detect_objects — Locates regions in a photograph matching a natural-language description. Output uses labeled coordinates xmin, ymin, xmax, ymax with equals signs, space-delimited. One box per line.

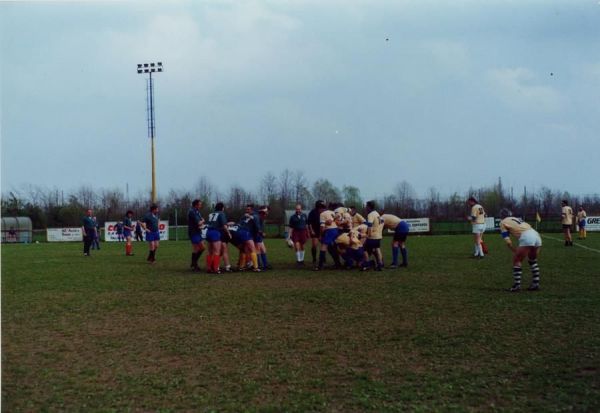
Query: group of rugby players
xmin=288 ymin=200 xmax=409 ymax=271
xmin=124 ymin=196 xmax=553 ymax=293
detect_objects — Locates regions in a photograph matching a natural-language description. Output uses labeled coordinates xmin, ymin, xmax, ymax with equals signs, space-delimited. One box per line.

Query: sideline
xmin=541 ymin=234 xmax=600 ymax=254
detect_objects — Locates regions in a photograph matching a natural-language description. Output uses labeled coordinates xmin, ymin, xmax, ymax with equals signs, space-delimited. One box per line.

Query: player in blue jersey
xmin=253 ymin=205 xmax=272 ymax=270
xmin=205 ymin=202 xmax=230 ymax=274
xmin=123 ymin=210 xmax=135 ymax=256
xmin=141 ymin=204 xmax=161 ymax=263
xmin=81 ymin=209 xmax=97 ymax=256
xmin=188 ymin=199 xmax=206 ymax=272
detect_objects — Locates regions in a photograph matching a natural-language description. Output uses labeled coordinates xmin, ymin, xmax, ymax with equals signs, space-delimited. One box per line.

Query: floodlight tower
xmin=136 ymin=62 xmax=163 ymax=203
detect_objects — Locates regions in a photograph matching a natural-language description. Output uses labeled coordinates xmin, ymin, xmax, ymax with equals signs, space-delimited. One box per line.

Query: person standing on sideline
xmin=188 ymin=199 xmax=206 ymax=271
xmin=82 ymin=209 xmax=97 ymax=256
xmin=561 ymin=200 xmax=574 ymax=246
xmin=141 ymin=204 xmax=161 ymax=263
xmin=123 ymin=210 xmax=135 ymax=256
xmin=577 ymin=206 xmax=587 ymax=240
xmin=135 ymin=220 xmax=144 ymax=242
xmin=255 ymin=206 xmax=272 ymax=270
xmin=498 ymin=209 xmax=542 ymax=292
xmin=307 ymin=200 xmax=325 ymax=267
xmin=288 ymin=203 xmax=309 ymax=266
xmin=91 ymin=216 xmax=101 ymax=250
xmin=466 ymin=197 xmax=486 ymax=258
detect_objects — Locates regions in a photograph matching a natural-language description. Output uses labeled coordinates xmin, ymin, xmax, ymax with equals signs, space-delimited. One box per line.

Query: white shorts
xmin=518 ymin=229 xmax=542 ymax=247
xmin=472 ymin=223 xmax=486 ymax=234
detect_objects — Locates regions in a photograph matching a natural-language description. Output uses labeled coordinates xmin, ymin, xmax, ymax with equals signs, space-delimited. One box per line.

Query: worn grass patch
xmin=3 ymin=234 xmax=600 ymax=411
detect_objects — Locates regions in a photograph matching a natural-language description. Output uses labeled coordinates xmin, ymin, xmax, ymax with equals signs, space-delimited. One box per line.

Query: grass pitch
xmin=2 ymin=234 xmax=600 ymax=412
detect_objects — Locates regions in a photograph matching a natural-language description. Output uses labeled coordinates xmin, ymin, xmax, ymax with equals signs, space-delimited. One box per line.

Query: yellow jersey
xmin=367 ymin=210 xmax=383 ymax=240
xmin=500 ymin=217 xmax=532 ymax=239
xmin=351 ymin=213 xmax=366 ymax=227
xmin=320 ymin=210 xmax=337 ymax=230
xmin=470 ymin=204 xmax=486 ymax=225
xmin=334 ymin=207 xmax=352 ymax=229
xmin=561 ymin=206 xmax=573 ymax=225
xmin=576 ymin=210 xmax=586 ymax=222
xmin=381 ymin=214 xmax=401 ymax=230
xmin=336 ymin=231 xmax=362 ymax=250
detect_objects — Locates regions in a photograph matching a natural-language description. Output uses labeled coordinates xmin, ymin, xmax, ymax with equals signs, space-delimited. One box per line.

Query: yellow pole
xmin=151 ymin=136 xmax=157 ymax=203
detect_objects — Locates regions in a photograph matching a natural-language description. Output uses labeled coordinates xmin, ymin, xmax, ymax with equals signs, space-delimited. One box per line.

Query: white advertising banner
xmin=577 ymin=216 xmax=600 ymax=232
xmin=47 ymin=227 xmax=83 ymax=242
xmin=405 ymin=218 xmax=430 ymax=233
xmin=104 ymin=220 xmax=169 ymax=241
xmin=485 ymin=217 xmax=501 ymax=231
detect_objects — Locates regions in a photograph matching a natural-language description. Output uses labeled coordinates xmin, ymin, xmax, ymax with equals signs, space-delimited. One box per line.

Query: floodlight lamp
xmin=157 ymin=68 xmax=163 ymax=72
xmin=144 ymin=63 xmax=149 ymax=67
xmin=157 ymin=62 xmax=162 ymax=66
xmin=137 ymin=64 xmax=142 ymax=68
xmin=150 ymin=63 xmax=155 ymax=67
xmin=137 ymin=69 xmax=142 ymax=73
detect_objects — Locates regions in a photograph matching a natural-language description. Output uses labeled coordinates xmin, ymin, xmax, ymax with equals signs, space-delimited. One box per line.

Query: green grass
xmin=3 ymin=234 xmax=600 ymax=412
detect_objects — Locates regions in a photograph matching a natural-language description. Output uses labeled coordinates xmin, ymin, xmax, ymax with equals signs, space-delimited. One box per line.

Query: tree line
xmin=2 ymin=172 xmax=598 ymax=229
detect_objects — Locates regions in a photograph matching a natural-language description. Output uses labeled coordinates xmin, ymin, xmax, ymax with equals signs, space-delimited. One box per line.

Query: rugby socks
xmin=311 ymin=246 xmax=317 ymax=263
xmin=327 ymin=245 xmax=342 ymax=267
xmin=260 ymin=253 xmax=269 ymax=269
xmin=392 ymin=246 xmax=399 ymax=266
xmin=529 ymin=259 xmax=540 ymax=287
xmin=191 ymin=253 xmax=197 ymax=267
xmin=206 ymin=254 xmax=213 ymax=272
xmin=238 ymin=253 xmax=246 ymax=269
xmin=250 ymin=253 xmax=259 ymax=269
xmin=300 ymin=250 xmax=305 ymax=261
xmin=318 ymin=251 xmax=326 ymax=268
xmin=401 ymin=247 xmax=408 ymax=265
xmin=212 ymin=255 xmax=221 ymax=272
xmin=512 ymin=266 xmax=522 ymax=288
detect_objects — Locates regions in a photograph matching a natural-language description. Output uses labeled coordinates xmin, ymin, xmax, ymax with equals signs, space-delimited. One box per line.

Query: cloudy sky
xmin=2 ymin=0 xmax=599 ymax=201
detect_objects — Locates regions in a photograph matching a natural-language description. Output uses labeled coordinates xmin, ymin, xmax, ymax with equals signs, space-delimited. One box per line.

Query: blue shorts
xmin=206 ymin=228 xmax=221 ymax=242
xmin=254 ymin=234 xmax=264 ymax=243
xmin=146 ymin=231 xmax=160 ymax=242
xmin=237 ymin=229 xmax=252 ymax=243
xmin=394 ymin=221 xmax=409 ymax=242
xmin=190 ymin=233 xmax=203 ymax=245
xmin=365 ymin=238 xmax=381 ymax=253
xmin=322 ymin=228 xmax=339 ymax=246
xmin=579 ymin=220 xmax=586 ymax=228
xmin=123 ymin=230 xmax=132 ymax=238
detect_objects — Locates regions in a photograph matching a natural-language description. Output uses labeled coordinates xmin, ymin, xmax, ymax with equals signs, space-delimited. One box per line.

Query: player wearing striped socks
xmin=499 ymin=209 xmax=542 ymax=292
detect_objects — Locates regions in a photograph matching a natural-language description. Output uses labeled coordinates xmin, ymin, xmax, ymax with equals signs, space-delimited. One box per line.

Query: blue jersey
xmin=82 ymin=216 xmax=96 ymax=230
xmin=239 ymin=214 xmax=258 ymax=234
xmin=142 ymin=212 xmax=160 ymax=232
xmin=253 ymin=212 xmax=264 ymax=234
xmin=289 ymin=213 xmax=308 ymax=230
xmin=188 ymin=208 xmax=203 ymax=236
xmin=207 ymin=211 xmax=227 ymax=229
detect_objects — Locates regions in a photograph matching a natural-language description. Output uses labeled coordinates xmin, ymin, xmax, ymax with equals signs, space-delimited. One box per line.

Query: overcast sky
xmin=2 ymin=0 xmax=599 ymax=201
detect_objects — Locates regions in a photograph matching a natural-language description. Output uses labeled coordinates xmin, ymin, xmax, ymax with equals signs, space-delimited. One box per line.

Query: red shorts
xmin=291 ymin=228 xmax=309 ymax=245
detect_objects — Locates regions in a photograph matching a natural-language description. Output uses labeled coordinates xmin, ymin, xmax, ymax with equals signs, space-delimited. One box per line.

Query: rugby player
xmin=333 ymin=204 xmax=353 ymax=232
xmin=335 ymin=225 xmax=367 ymax=269
xmin=288 ymin=203 xmax=309 ymax=266
xmin=364 ymin=201 xmax=384 ymax=271
xmin=123 ymin=210 xmax=135 ymax=256
xmin=349 ymin=206 xmax=366 ymax=228
xmin=307 ymin=200 xmax=325 ymax=266
xmin=254 ymin=206 xmax=272 ymax=270
xmin=187 ymin=199 xmax=206 ymax=271
xmin=141 ymin=204 xmax=161 ymax=263
xmin=561 ymin=200 xmax=574 ymax=246
xmin=238 ymin=206 xmax=260 ymax=271
xmin=498 ymin=209 xmax=542 ymax=292
xmin=577 ymin=206 xmax=587 ymax=240
xmin=205 ymin=202 xmax=230 ymax=274
xmin=316 ymin=203 xmax=342 ymax=270
xmin=381 ymin=213 xmax=410 ymax=268
xmin=466 ymin=197 xmax=486 ymax=258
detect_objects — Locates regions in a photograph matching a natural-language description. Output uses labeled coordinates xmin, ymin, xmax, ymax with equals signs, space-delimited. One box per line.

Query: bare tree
xmin=259 ymin=172 xmax=278 ymax=205
xmin=194 ymin=176 xmax=215 ymax=205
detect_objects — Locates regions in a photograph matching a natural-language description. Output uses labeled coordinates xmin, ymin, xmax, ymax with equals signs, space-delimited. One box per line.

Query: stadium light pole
xmin=136 ymin=62 xmax=163 ymax=203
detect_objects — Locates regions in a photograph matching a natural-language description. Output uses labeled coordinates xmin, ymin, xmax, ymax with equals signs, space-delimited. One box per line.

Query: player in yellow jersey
xmin=335 ymin=227 xmax=366 ymax=269
xmin=561 ymin=200 xmax=574 ymax=246
xmin=381 ymin=213 xmax=410 ymax=268
xmin=499 ymin=209 xmax=542 ymax=292
xmin=333 ymin=204 xmax=353 ymax=232
xmin=316 ymin=203 xmax=342 ymax=270
xmin=364 ymin=201 xmax=384 ymax=271
xmin=577 ymin=206 xmax=587 ymax=240
xmin=349 ymin=206 xmax=366 ymax=228
xmin=466 ymin=197 xmax=486 ymax=258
